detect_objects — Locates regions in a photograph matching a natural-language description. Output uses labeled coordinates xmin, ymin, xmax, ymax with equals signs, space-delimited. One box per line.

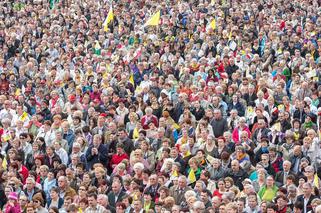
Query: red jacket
xmin=19 ymin=166 xmax=29 ymax=184
xmin=110 ymin=153 xmax=129 ymax=167
xmin=141 ymin=115 xmax=158 ymax=130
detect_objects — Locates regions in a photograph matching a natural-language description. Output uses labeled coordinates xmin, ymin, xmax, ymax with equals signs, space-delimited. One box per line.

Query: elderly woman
xmin=129 ymin=149 xmax=149 ymax=170
xmin=232 ymin=117 xmax=251 ymax=144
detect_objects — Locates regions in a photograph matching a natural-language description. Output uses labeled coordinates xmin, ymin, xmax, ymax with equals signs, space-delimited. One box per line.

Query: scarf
xmin=303 ymin=121 xmax=313 ymax=129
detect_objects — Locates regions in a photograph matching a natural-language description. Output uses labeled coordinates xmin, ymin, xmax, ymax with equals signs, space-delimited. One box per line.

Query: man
xmin=170 ymin=175 xmax=192 ymax=205
xmin=53 ymin=141 xmax=68 ymax=165
xmin=200 ymin=189 xmax=212 ymax=208
xmin=296 ymin=182 xmax=316 ymax=213
xmin=97 ymin=194 xmax=116 ymax=213
xmin=289 ymin=145 xmax=306 ymax=174
xmin=117 ymin=128 xmax=134 ymax=155
xmin=244 ymin=192 xmax=260 ymax=213
xmin=22 ymin=177 xmax=44 ymax=202
xmin=61 ymin=121 xmax=75 ymax=153
xmin=107 ymin=180 xmax=126 ymax=208
xmin=170 ymin=147 xmax=186 ymax=174
xmin=54 ymin=130 xmax=69 ymax=152
xmin=144 ymin=174 xmax=160 ymax=202
xmin=252 ymin=119 xmax=271 ymax=145
xmin=230 ymin=160 xmax=247 ymax=190
xmin=85 ymin=193 xmax=107 ymax=213
xmin=85 ymin=134 xmax=108 ymax=170
xmin=132 ymin=199 xmax=144 ymax=213
xmin=91 ymin=114 xmax=108 ymax=143
xmin=199 ymin=170 xmax=216 ymax=193
xmin=192 ymin=201 xmax=206 ymax=213
xmin=275 ymin=160 xmax=296 ymax=187
xmin=57 ymin=176 xmax=76 ymax=200
xmin=210 ymin=109 xmax=228 ymax=138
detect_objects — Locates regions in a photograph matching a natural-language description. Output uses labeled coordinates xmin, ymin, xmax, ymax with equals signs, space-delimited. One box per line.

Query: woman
xmin=156 ymin=186 xmax=170 ymax=203
xmin=116 ymin=202 xmax=127 ymax=213
xmin=258 ymin=175 xmax=278 ymax=202
xmin=232 ymin=117 xmax=251 ymax=144
xmin=212 ymin=137 xmax=230 ymax=159
xmin=82 ymin=172 xmax=92 ymax=188
xmin=186 ymin=157 xmax=201 ymax=187
xmin=91 ymin=166 xmax=107 ymax=188
xmin=160 ymin=158 xmax=174 ymax=174
xmin=200 ymin=135 xmax=216 ymax=157
xmin=43 ymin=169 xmax=57 ymax=201
xmin=132 ymin=162 xmax=144 ymax=180
xmin=129 ymin=149 xmax=149 ymax=170
xmin=140 ymin=141 xmax=155 ymax=171
xmin=126 ymin=112 xmax=139 ymax=137
xmin=252 ymin=168 xmax=267 ymax=192
xmin=212 ymin=178 xmax=226 ymax=199
xmin=31 ymin=155 xmax=44 ymax=176
xmin=47 ymin=187 xmax=63 ymax=209
xmin=231 ymin=145 xmax=251 ymax=172
xmin=120 ymin=194 xmax=133 ymax=213
xmin=227 ymin=95 xmax=245 ymax=116
xmin=26 ymin=143 xmax=42 ymax=170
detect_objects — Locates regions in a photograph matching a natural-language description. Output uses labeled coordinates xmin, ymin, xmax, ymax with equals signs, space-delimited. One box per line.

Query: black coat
xmin=296 ymin=194 xmax=317 ymax=213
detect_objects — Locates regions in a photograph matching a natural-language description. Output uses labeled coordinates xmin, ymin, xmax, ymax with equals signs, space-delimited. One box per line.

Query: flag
xmin=94 ymin=41 xmax=101 ymax=55
xmin=103 ymin=5 xmax=114 ymax=32
xmin=314 ymin=173 xmax=319 ymax=188
xmin=144 ymin=10 xmax=160 ymax=26
xmin=2 ymin=133 xmax=11 ymax=142
xmin=49 ymin=0 xmax=57 ymax=10
xmin=188 ymin=169 xmax=196 ymax=184
xmin=129 ymin=74 xmax=134 ymax=86
xmin=20 ymin=112 xmax=28 ymax=121
xmin=15 ymin=89 xmax=21 ymax=96
xmin=210 ymin=19 xmax=216 ymax=30
xmin=173 ymin=170 xmax=179 ymax=177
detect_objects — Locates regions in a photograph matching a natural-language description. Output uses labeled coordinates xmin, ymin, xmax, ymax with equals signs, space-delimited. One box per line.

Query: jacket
xmin=85 ymin=144 xmax=108 ymax=170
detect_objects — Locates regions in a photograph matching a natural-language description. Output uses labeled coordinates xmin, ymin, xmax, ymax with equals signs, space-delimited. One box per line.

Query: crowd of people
xmin=1 ymin=0 xmax=321 ymax=212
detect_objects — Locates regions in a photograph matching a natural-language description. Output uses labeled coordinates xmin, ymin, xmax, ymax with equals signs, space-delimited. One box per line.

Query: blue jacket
xmin=85 ymin=144 xmax=108 ymax=170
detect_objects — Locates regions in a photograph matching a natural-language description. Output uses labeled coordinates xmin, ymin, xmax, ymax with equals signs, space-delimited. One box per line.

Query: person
xmin=107 ymin=180 xmax=126 ymax=208
xmin=258 ymin=176 xmax=278 ymax=202
xmin=4 ymin=192 xmax=21 ymax=213
xmin=170 ymin=176 xmax=192 ymax=205
xmin=296 ymin=182 xmax=317 ymax=213
xmin=85 ymin=134 xmax=108 ymax=170
xmin=85 ymin=193 xmax=107 ymax=213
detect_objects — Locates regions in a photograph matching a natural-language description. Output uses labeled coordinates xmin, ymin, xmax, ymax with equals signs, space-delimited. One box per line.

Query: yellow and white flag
xmin=103 ymin=5 xmax=114 ymax=32
xmin=144 ymin=10 xmax=160 ymax=27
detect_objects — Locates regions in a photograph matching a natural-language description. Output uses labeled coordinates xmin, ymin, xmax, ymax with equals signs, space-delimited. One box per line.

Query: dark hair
xmin=87 ymin=193 xmax=97 ymax=199
xmin=49 ymin=186 xmax=58 ymax=193
xmin=48 ymin=207 xmax=59 ymax=213
xmin=266 ymin=202 xmax=277 ymax=211
xmin=82 ymin=126 xmax=90 ymax=133
xmin=294 ymin=201 xmax=303 ymax=210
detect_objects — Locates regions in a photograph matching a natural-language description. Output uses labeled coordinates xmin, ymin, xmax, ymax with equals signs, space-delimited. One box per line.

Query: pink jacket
xmin=232 ymin=126 xmax=251 ymax=144
xmin=5 ymin=203 xmax=21 ymax=213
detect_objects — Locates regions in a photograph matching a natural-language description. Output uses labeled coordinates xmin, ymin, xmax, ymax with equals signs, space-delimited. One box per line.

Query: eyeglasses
xmin=79 ymin=188 xmax=86 ymax=191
